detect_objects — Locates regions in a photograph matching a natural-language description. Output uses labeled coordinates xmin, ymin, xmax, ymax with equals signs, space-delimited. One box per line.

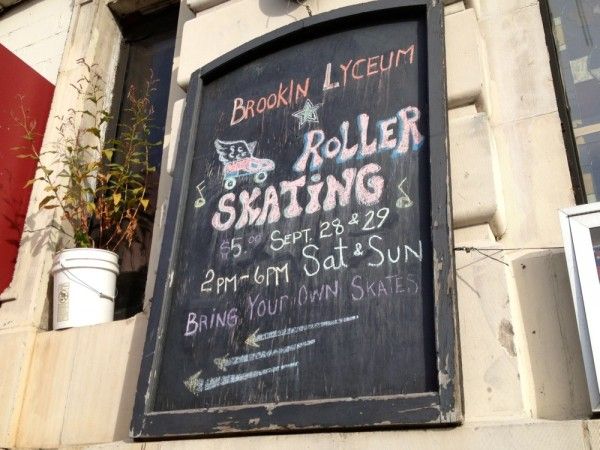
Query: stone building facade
xmin=0 ymin=0 xmax=598 ymax=448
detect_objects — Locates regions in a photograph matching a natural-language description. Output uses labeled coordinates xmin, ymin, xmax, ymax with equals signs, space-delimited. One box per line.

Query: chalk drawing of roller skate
xmin=215 ymin=138 xmax=275 ymax=190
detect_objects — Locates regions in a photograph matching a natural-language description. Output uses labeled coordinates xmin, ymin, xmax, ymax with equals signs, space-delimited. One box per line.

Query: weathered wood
xmin=131 ymin=0 xmax=461 ymax=439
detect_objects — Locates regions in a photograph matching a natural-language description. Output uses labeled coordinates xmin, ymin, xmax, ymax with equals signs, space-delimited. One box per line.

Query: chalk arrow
xmin=184 ymin=362 xmax=298 ymax=395
xmin=214 ymin=339 xmax=315 ymax=371
xmin=245 ymin=315 xmax=359 ymax=348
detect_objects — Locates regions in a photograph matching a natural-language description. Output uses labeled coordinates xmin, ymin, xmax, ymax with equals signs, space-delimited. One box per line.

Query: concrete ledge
xmin=466 ymin=0 xmax=538 ymax=20
xmin=0 ymin=327 xmax=36 ymax=448
xmin=510 ymin=250 xmax=590 ymax=419
xmin=70 ymin=420 xmax=596 ymax=449
xmin=479 ymin=4 xmax=557 ymax=125
xmin=186 ymin=0 xmax=228 ymax=13
xmin=491 ymin=111 xmax=574 ymax=247
xmin=449 ymin=111 xmax=504 ymax=233
xmin=454 ymin=234 xmax=526 ymax=420
xmin=445 ymin=2 xmax=465 ymax=15
xmin=587 ymin=419 xmax=600 ymax=449
xmin=15 ymin=315 xmax=147 ymax=448
xmin=445 ymin=8 xmax=485 ymax=108
xmin=16 ymin=326 xmax=78 ymax=448
xmin=107 ymin=0 xmax=178 ymax=18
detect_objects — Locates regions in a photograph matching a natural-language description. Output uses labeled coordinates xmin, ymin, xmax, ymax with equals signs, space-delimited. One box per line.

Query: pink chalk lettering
xmin=230 ymin=98 xmax=246 ymax=126
xmin=377 ymin=117 xmax=397 ymax=151
xmin=211 ymin=193 xmax=236 ymax=231
xmin=293 ymin=129 xmax=325 ymax=172
xmin=336 ymin=121 xmax=358 ymax=164
xmin=321 ymin=137 xmax=341 ymax=159
xmin=355 ymin=163 xmax=384 ymax=206
xmin=380 ymin=51 xmax=394 ymax=72
xmin=280 ymin=176 xmax=306 ymax=218
xmin=357 ymin=113 xmax=377 ymax=158
xmin=323 ymin=63 xmax=340 ymax=91
xmin=323 ymin=168 xmax=357 ymax=211
xmin=235 ymin=188 xmax=262 ymax=229
xmin=394 ymin=106 xmax=424 ymax=155
xmin=339 ymin=60 xmax=353 ymax=87
xmin=256 ymin=185 xmax=281 ymax=226
xmin=352 ymin=58 xmax=366 ymax=79
xmin=305 ymin=181 xmax=324 ymax=215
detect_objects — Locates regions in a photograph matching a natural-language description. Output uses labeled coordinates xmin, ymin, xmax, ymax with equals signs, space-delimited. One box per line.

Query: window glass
xmin=112 ymin=6 xmax=178 ymax=319
xmin=591 ymin=226 xmax=600 ymax=281
xmin=548 ymin=0 xmax=600 ymax=202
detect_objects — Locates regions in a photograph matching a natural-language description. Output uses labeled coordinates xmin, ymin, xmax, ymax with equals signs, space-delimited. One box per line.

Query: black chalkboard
xmin=132 ymin=0 xmax=460 ymax=438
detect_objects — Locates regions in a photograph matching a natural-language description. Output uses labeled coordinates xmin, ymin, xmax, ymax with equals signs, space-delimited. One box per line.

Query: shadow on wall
xmin=0 ymin=170 xmax=27 ymax=267
xmin=512 ymin=250 xmax=591 ymax=419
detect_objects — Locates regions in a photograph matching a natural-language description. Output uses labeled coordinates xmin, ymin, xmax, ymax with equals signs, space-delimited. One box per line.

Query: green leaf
xmin=87 ymin=127 xmax=101 ymax=138
xmin=74 ymin=229 xmax=92 ymax=247
xmin=113 ymin=193 xmax=122 ymax=206
xmin=103 ymin=149 xmax=114 ymax=160
xmin=140 ymin=198 xmax=149 ymax=211
xmin=99 ymin=114 xmax=112 ymax=126
xmin=38 ymin=195 xmax=55 ymax=208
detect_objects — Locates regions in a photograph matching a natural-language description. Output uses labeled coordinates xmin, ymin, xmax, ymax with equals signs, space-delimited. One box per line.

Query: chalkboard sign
xmin=132 ymin=0 xmax=460 ymax=438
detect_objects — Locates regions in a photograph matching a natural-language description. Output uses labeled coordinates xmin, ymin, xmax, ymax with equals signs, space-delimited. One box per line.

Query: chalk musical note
xmin=214 ymin=340 xmax=315 ymax=371
xmin=184 ymin=362 xmax=298 ymax=395
xmin=194 ymin=180 xmax=206 ymax=209
xmin=396 ymin=177 xmax=413 ymax=209
xmin=245 ymin=315 xmax=358 ymax=348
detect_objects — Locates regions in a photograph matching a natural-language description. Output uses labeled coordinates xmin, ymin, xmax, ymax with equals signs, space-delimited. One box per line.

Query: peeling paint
xmin=433 ymin=248 xmax=444 ymax=298
xmin=438 ymin=354 xmax=453 ymax=390
xmin=439 ymin=373 xmax=451 ymax=390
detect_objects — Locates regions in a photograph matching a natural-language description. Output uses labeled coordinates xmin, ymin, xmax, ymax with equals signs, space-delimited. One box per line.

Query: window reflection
xmin=549 ymin=0 xmax=600 ymax=201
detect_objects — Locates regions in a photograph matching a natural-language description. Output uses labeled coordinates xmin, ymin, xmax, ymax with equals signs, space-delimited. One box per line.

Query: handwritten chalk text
xmin=231 ymin=78 xmax=310 ymax=126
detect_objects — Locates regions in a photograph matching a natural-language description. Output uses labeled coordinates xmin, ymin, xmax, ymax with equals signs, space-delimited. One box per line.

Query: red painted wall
xmin=0 ymin=44 xmax=55 ymax=293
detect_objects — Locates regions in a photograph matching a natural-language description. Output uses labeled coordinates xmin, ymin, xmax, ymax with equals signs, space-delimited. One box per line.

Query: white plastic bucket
xmin=51 ymin=248 xmax=119 ymax=330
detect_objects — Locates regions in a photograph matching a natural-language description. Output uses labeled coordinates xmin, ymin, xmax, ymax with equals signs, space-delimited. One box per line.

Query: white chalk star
xmin=292 ymin=99 xmax=321 ymax=128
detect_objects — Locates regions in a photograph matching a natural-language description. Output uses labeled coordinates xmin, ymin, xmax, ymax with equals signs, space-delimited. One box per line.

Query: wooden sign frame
xmin=131 ymin=0 xmax=461 ymax=439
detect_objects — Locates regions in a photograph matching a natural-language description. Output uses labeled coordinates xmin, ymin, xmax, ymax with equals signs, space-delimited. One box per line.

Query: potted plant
xmin=14 ymin=60 xmax=158 ymax=329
